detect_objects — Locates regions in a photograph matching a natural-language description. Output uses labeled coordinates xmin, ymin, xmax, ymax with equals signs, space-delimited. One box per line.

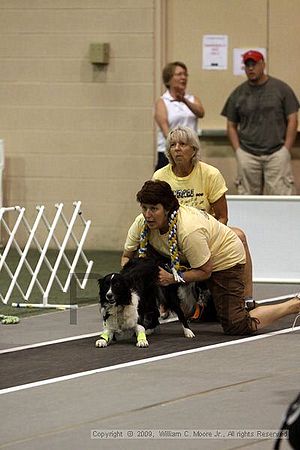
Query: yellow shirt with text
xmin=153 ymin=161 xmax=228 ymax=213
xmin=124 ymin=206 xmax=245 ymax=272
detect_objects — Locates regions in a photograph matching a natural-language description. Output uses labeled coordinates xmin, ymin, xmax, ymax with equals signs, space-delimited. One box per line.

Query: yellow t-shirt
xmin=153 ymin=161 xmax=228 ymax=213
xmin=124 ymin=206 xmax=245 ymax=272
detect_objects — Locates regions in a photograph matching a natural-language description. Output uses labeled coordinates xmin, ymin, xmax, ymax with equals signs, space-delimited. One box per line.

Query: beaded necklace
xmin=138 ymin=209 xmax=185 ymax=283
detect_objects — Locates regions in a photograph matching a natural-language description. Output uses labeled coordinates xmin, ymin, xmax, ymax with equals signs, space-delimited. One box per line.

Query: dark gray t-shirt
xmin=221 ymin=76 xmax=300 ymax=155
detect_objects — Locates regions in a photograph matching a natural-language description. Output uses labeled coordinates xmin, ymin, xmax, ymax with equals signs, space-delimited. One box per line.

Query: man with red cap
xmin=221 ymin=49 xmax=299 ymax=195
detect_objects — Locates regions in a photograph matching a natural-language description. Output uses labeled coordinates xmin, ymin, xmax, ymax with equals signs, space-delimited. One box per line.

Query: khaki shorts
xmin=206 ymin=264 xmax=257 ymax=335
xmin=235 ymin=146 xmax=295 ymax=195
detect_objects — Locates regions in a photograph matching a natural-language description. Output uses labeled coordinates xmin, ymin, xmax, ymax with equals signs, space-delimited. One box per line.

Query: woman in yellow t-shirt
xmin=122 ymin=180 xmax=300 ymax=335
xmin=153 ymin=125 xmax=252 ymax=301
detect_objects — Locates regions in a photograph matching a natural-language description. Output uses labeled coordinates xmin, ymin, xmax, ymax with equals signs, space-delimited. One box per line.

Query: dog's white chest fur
xmin=103 ymin=291 xmax=139 ymax=333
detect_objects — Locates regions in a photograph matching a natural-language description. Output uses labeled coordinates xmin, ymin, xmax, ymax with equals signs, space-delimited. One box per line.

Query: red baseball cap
xmin=243 ymin=50 xmax=264 ymax=63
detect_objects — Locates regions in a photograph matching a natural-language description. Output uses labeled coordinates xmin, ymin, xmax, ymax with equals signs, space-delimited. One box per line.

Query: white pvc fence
xmin=0 ymin=201 xmax=93 ymax=309
xmin=227 ymin=195 xmax=300 ymax=284
xmin=0 ymin=140 xmax=4 ymax=240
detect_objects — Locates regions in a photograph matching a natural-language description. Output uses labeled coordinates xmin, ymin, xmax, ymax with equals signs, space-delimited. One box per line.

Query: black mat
xmin=0 ymin=316 xmax=295 ymax=391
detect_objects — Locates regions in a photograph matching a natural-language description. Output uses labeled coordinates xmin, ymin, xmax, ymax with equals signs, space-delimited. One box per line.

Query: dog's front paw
xmin=136 ymin=330 xmax=149 ymax=347
xmin=95 ymin=338 xmax=108 ymax=348
xmin=136 ymin=339 xmax=149 ymax=348
xmin=183 ymin=328 xmax=195 ymax=338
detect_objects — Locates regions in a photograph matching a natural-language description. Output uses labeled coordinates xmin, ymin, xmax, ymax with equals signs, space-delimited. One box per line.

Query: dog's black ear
xmin=97 ymin=277 xmax=104 ymax=287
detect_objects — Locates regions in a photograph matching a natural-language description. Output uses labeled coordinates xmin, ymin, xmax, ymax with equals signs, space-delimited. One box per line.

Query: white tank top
xmin=157 ymin=90 xmax=198 ymax=153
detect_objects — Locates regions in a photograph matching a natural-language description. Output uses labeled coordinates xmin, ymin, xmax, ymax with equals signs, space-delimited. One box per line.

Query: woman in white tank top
xmin=154 ymin=61 xmax=205 ymax=170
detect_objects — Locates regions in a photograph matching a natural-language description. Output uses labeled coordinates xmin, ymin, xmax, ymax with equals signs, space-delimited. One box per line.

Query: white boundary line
xmin=1 ymin=325 xmax=299 ymax=396
xmin=0 ymin=317 xmax=178 ymax=355
xmin=0 ymin=291 xmax=296 ymax=356
xmin=0 ymin=331 xmax=100 ymax=355
xmin=255 ymin=293 xmax=298 ymax=304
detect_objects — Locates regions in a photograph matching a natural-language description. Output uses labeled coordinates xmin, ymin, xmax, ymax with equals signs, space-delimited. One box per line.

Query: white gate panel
xmin=0 ymin=201 xmax=93 ymax=309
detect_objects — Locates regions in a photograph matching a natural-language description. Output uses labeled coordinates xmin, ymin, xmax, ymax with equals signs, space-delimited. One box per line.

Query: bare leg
xmin=249 ymin=296 xmax=300 ymax=330
xmin=230 ymin=226 xmax=253 ymax=298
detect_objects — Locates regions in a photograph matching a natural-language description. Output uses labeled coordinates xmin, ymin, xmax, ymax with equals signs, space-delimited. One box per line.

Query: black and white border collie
xmin=95 ymin=257 xmax=206 ymax=348
xmin=95 ymin=258 xmax=160 ymax=348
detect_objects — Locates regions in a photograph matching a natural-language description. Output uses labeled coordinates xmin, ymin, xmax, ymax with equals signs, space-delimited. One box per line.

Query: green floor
xmin=0 ymin=249 xmax=121 ymax=317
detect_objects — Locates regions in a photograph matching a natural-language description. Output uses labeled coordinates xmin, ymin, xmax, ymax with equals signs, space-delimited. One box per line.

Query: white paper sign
xmin=202 ymin=35 xmax=228 ymax=70
xmin=233 ymin=48 xmax=266 ymax=76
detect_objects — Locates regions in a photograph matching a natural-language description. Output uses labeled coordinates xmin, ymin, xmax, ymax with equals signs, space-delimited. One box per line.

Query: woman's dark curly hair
xmin=136 ymin=180 xmax=179 ymax=215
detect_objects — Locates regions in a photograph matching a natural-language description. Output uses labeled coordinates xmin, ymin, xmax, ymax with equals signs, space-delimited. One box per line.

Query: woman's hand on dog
xmin=158 ymin=267 xmax=176 ymax=286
